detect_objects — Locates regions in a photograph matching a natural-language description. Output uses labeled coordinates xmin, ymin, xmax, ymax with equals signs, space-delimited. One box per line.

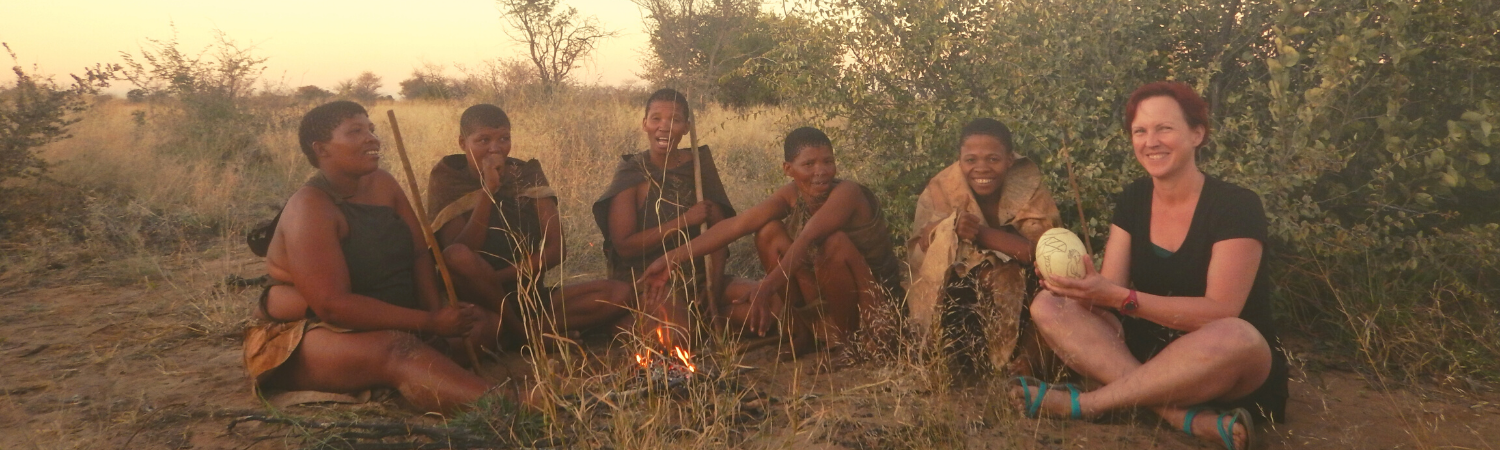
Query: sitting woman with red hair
xmin=1016 ymin=82 xmax=1288 ymax=450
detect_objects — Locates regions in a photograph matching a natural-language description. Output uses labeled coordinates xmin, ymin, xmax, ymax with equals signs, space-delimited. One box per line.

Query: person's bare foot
xmin=1169 ymin=407 xmax=1250 ymax=450
xmin=1008 ymin=378 xmax=1090 ymax=420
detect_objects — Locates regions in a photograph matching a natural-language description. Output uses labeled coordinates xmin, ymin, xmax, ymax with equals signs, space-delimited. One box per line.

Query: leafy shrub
xmin=1 ymin=44 xmax=113 ymax=185
xmin=117 ymin=27 xmax=270 ymax=163
xmin=399 ymin=64 xmax=469 ymax=100
xmin=767 ymin=0 xmax=1500 ymax=380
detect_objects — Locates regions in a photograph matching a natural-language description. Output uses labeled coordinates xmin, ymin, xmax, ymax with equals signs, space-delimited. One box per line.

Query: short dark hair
xmin=1124 ymin=81 xmax=1211 ymax=147
xmin=459 ymin=104 xmax=511 ymax=138
xmin=298 ymin=101 xmax=368 ymax=168
xmin=959 ymin=118 xmax=1015 ymax=155
xmin=643 ymin=88 xmax=692 ymax=123
xmin=783 ymin=127 xmax=833 ymax=162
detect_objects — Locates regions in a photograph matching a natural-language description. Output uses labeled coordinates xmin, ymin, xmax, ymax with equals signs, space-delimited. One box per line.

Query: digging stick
xmin=385 ymin=110 xmax=482 ymax=370
xmin=1060 ymin=127 xmax=1094 ymax=256
xmin=684 ymin=94 xmax=720 ymax=323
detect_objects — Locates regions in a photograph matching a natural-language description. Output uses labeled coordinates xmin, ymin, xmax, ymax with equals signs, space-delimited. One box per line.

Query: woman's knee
xmin=1197 ymin=318 xmax=1269 ymax=357
xmin=755 ymin=221 xmax=789 ymax=249
xmin=820 ymin=231 xmax=858 ymax=258
xmin=442 ymin=244 xmax=485 ymax=277
xmin=1028 ymin=291 xmax=1067 ymax=328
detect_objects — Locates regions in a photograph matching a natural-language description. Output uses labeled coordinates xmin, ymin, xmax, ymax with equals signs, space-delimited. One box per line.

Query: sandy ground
xmin=2 ymin=254 xmax=1498 ymax=449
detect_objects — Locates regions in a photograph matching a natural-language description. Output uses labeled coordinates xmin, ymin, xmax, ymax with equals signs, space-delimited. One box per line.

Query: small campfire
xmin=630 ymin=327 xmax=709 ymax=390
xmin=566 ymin=327 xmax=763 ymax=410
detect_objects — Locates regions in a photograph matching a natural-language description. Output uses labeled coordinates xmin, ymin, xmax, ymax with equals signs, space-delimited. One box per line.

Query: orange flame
xmin=631 ymin=327 xmax=697 ymax=375
xmin=673 ymin=346 xmax=697 ymax=373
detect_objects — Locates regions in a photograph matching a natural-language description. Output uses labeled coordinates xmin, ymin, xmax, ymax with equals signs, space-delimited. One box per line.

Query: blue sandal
xmin=1012 ymin=376 xmax=1083 ymax=419
xmin=1183 ymin=406 xmax=1254 ymax=450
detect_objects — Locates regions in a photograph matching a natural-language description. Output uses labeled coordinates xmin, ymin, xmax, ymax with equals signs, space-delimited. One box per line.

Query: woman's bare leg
xmin=271 ymin=329 xmax=495 ymax=414
xmin=751 ymin=220 xmax=817 ymax=356
xmin=1024 ymin=291 xmax=1270 ymax=447
xmin=810 ymin=231 xmax=879 ymax=346
xmin=444 ymin=244 xmax=526 ymax=346
xmin=264 ymin=284 xmax=503 ymax=360
xmin=554 ymin=279 xmax=633 ymax=332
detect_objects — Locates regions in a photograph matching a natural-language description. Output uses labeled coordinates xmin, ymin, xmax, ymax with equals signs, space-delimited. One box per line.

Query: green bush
xmin=0 ymin=44 xmax=115 ymax=236
xmin=117 ymin=28 xmax=270 ymax=163
xmin=766 ymin=0 xmax=1500 ymax=380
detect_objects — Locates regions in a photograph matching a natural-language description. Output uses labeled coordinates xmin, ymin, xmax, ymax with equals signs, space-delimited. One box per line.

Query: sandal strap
xmin=1064 ymin=384 xmax=1082 ymax=419
xmin=1182 ymin=406 xmax=1206 ymax=435
xmin=1217 ymin=409 xmax=1248 ymax=450
xmin=1013 ymin=376 xmax=1049 ymax=419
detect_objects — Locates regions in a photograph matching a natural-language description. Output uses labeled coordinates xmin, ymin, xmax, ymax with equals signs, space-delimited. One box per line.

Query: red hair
xmin=1124 ymin=81 xmax=1211 ymax=147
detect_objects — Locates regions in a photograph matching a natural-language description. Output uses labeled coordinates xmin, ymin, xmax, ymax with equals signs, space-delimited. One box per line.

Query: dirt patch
xmin=1 ymin=255 xmax=1497 ymax=449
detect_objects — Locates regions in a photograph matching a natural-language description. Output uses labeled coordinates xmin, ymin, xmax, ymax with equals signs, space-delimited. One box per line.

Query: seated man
xmin=642 ymin=127 xmax=903 ymax=359
xmin=428 ymin=104 xmax=633 ymax=347
xmin=591 ymin=88 xmax=753 ymax=350
xmin=907 ymin=118 xmax=1061 ymax=376
xmin=244 ymin=101 xmax=514 ymax=414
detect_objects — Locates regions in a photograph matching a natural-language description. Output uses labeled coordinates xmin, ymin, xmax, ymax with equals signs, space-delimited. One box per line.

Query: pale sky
xmin=0 ymin=0 xmax=651 ymax=96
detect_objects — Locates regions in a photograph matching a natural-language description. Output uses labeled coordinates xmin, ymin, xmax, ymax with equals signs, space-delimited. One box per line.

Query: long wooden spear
xmin=385 ymin=110 xmax=483 ymax=370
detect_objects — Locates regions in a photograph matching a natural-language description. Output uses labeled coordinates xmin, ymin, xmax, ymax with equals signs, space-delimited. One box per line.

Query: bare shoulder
xmin=831 ymin=180 xmax=871 ymax=206
xmin=283 ymin=185 xmax=337 ymax=218
xmin=768 ymin=183 xmax=802 ymax=207
xmin=363 ymin=169 xmax=408 ymax=207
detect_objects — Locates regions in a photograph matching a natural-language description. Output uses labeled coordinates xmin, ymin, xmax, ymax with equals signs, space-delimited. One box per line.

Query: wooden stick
xmin=385 ymin=110 xmax=482 ymax=369
xmin=1060 ymin=127 xmax=1094 ymax=256
xmin=684 ymin=93 xmax=719 ymax=322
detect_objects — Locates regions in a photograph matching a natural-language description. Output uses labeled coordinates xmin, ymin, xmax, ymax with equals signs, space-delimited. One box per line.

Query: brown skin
xmin=435 ymin=124 xmax=633 ymax=346
xmin=1019 ymin=95 xmax=1267 ymax=449
xmin=912 ymin=134 xmax=1035 ymax=262
xmin=641 ymin=144 xmax=883 ymax=355
xmin=607 ymin=100 xmax=740 ymax=348
xmin=910 ymin=133 xmax=1052 ymax=375
xmin=258 ymin=114 xmax=511 ymax=414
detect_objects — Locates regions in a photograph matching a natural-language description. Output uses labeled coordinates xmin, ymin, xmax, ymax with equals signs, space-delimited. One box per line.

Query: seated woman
xmin=244 ymin=101 xmax=514 ymax=414
xmin=907 ymin=118 xmax=1060 ymax=376
xmin=642 ymin=127 xmax=903 ymax=358
xmin=1017 ymin=82 xmax=1288 ymax=450
xmin=591 ymin=88 xmax=753 ymax=349
xmin=427 ymin=104 xmax=633 ymax=347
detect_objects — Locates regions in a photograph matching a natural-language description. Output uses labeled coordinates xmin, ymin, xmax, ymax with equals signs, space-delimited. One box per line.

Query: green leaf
xmin=1440 ymin=172 xmax=1459 ymax=187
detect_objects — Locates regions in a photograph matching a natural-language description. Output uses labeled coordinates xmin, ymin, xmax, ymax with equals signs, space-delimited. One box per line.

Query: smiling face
xmin=641 ymin=100 xmax=689 ymax=157
xmin=1131 ymin=95 xmax=1205 ymax=179
xmin=460 ymin=124 xmax=512 ymax=163
xmin=959 ymin=134 xmax=1014 ymax=198
xmin=314 ymin=114 xmax=381 ymax=175
xmin=783 ymin=144 xmax=837 ymax=199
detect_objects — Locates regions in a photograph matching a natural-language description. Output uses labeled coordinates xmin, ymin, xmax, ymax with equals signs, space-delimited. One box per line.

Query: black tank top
xmin=306 ymin=174 xmax=420 ymax=310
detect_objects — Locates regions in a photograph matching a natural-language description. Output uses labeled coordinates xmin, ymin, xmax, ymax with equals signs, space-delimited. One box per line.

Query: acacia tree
xmin=336 ymin=71 xmax=383 ymax=104
xmin=635 ymin=0 xmax=781 ymax=106
xmin=496 ymin=0 xmax=616 ymax=89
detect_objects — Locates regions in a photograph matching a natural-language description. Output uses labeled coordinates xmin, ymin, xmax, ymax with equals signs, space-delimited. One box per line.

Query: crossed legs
xmin=1025 ymin=291 xmax=1271 ymax=447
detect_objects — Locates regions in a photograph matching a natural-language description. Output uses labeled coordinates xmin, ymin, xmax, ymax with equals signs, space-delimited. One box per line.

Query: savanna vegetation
xmin=1 ymin=0 xmax=1497 ymax=448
